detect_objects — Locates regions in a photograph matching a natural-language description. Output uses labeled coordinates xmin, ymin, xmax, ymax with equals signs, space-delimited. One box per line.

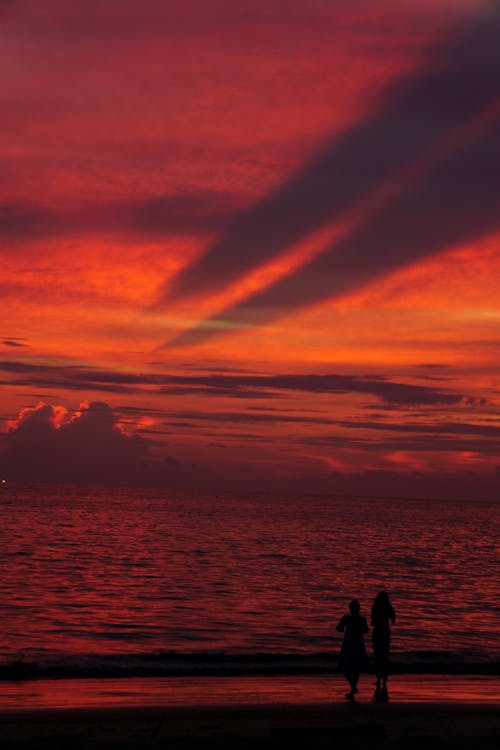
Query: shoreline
xmin=2 ymin=655 xmax=498 ymax=682
xmin=0 ymin=674 xmax=498 ymax=712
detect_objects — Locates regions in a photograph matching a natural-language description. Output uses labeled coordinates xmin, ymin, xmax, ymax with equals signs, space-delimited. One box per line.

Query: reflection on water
xmin=0 ymin=485 xmax=498 ymax=669
xmin=0 ymin=675 xmax=499 ymax=710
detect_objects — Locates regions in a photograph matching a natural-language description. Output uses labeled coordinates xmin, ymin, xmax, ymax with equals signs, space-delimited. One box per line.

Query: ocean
xmin=0 ymin=484 xmax=498 ymax=679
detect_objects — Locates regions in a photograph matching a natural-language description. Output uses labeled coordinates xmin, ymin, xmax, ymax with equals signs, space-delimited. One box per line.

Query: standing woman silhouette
xmin=336 ymin=599 xmax=369 ymax=701
xmin=371 ymin=591 xmax=396 ymax=701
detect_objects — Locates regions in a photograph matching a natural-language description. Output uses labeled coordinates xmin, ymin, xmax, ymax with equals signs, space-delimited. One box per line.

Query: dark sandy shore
xmin=1 ymin=702 xmax=499 ymax=749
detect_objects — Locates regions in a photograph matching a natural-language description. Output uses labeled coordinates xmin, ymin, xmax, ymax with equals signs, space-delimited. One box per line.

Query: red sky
xmin=1 ymin=0 xmax=499 ymax=497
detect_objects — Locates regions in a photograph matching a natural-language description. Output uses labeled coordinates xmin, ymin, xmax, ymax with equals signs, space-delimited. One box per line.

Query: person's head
xmin=374 ymin=591 xmax=390 ymax=607
xmin=349 ymin=599 xmax=361 ymax=615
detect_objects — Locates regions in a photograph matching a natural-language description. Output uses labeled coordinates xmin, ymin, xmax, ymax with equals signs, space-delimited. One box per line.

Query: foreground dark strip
xmin=0 ymin=703 xmax=499 ymax=750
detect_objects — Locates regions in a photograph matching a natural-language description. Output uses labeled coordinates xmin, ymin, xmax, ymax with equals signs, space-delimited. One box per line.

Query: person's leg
xmin=381 ymin=648 xmax=390 ymax=699
xmin=374 ymin=649 xmax=382 ymax=698
xmin=344 ymin=671 xmax=357 ymax=699
xmin=381 ymin=672 xmax=388 ymax=699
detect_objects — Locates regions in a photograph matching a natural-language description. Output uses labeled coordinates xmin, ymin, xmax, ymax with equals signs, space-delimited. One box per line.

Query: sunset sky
xmin=1 ymin=0 xmax=499 ymax=497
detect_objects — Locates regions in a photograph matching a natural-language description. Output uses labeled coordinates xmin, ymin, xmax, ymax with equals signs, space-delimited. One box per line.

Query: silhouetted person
xmin=336 ymin=599 xmax=369 ymax=701
xmin=371 ymin=591 xmax=396 ymax=701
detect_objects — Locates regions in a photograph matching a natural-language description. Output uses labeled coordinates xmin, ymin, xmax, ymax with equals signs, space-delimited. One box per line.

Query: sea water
xmin=0 ymin=484 xmax=498 ymax=677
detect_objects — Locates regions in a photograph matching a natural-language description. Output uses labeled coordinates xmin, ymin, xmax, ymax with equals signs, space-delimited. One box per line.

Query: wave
xmin=1 ymin=651 xmax=498 ymax=681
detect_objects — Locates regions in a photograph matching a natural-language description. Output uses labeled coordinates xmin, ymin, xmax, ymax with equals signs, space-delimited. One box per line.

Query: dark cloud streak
xmin=1 ymin=339 xmax=26 ymax=348
xmin=157 ymin=410 xmax=500 ymax=441
xmin=302 ymin=433 xmax=500 ymax=455
xmin=158 ymin=4 xmax=500 ymax=307
xmin=157 ymin=373 xmax=463 ymax=406
xmin=0 ymin=192 xmax=238 ymax=245
xmin=0 ymin=361 xmax=465 ymax=406
xmin=172 ymin=112 xmax=500 ymax=342
xmin=160 ymin=4 xmax=500 ymax=344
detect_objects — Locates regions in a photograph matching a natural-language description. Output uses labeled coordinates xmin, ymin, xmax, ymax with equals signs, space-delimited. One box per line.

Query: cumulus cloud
xmin=1 ymin=400 xmax=155 ymax=484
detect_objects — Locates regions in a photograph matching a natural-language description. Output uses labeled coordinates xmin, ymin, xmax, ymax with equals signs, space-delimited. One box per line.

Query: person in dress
xmin=336 ymin=599 xmax=369 ymax=700
xmin=371 ymin=590 xmax=396 ymax=701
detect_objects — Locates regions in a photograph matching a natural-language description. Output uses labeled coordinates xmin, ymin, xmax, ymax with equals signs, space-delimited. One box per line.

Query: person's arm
xmin=362 ymin=616 xmax=369 ymax=634
xmin=390 ymin=606 xmax=396 ymax=625
xmin=336 ymin=615 xmax=346 ymax=632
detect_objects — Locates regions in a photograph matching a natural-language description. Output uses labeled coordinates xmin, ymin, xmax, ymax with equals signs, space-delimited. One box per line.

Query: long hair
xmin=348 ymin=599 xmax=363 ymax=630
xmin=371 ymin=591 xmax=392 ymax=624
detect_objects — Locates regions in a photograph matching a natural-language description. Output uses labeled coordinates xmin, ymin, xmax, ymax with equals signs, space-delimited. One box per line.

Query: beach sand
xmin=0 ymin=675 xmax=500 ymax=750
xmin=1 ymin=676 xmax=499 ymax=749
xmin=1 ymin=702 xmax=499 ymax=750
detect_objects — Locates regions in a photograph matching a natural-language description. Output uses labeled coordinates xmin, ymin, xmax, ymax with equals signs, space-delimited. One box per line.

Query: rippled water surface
xmin=0 ymin=484 xmax=498 ymax=672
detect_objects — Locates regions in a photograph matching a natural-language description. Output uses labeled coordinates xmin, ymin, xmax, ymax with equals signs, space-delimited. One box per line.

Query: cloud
xmin=0 ymin=399 xmax=222 ymax=487
xmin=0 ymin=400 xmax=153 ymax=484
xmin=0 ymin=203 xmax=67 ymax=241
xmin=114 ymin=193 xmax=239 ymax=236
xmin=332 ymin=418 xmax=500 ymax=438
xmin=156 ymin=372 xmax=464 ymax=406
xmin=173 ymin=110 xmax=500 ymax=343
xmin=2 ymin=398 xmax=496 ymax=498
xmin=154 ymin=3 xmax=500 ymax=343
xmin=0 ymin=360 xmax=466 ymax=406
xmin=159 ymin=386 xmax=281 ymax=399
xmin=0 ymin=361 xmax=146 ymax=394
xmin=1 ymin=338 xmax=26 ymax=347
xmin=159 ymin=409 xmax=332 ymax=427
xmin=0 ymin=192 xmax=238 ymax=245
xmin=302 ymin=433 xmax=500 ymax=456
xmin=159 ymin=413 xmax=500 ymax=444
